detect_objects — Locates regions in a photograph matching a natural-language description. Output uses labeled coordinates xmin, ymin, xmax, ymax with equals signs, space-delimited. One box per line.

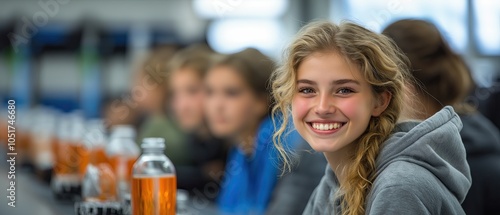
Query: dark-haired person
xmin=384 ymin=19 xmax=500 ymax=215
xmin=204 ymin=48 xmax=302 ymax=214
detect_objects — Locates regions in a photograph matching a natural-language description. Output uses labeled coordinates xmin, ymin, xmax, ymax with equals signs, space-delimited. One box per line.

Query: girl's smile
xmin=307 ymin=121 xmax=346 ymax=134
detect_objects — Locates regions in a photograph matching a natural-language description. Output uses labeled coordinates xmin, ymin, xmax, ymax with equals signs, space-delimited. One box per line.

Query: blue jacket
xmin=217 ymin=115 xmax=302 ymax=214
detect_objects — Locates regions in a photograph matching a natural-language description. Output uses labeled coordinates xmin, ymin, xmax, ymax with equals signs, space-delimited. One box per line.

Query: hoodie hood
xmin=376 ymin=106 xmax=472 ymax=202
xmin=302 ymin=106 xmax=472 ymax=215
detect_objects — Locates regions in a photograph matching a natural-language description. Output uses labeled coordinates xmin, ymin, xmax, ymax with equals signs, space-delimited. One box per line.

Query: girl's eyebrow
xmin=297 ymin=79 xmax=360 ymax=85
xmin=297 ymin=79 xmax=316 ymax=85
xmin=332 ymin=79 xmax=360 ymax=85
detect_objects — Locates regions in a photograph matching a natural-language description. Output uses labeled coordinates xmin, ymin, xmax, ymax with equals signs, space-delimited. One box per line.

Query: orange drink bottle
xmin=0 ymin=108 xmax=7 ymax=147
xmin=83 ymin=119 xmax=109 ymax=166
xmin=131 ymin=138 xmax=176 ymax=215
xmin=17 ymin=109 xmax=32 ymax=166
xmin=51 ymin=111 xmax=87 ymax=199
xmin=106 ymin=125 xmax=140 ymax=200
xmin=82 ymin=119 xmax=118 ymax=201
xmin=82 ymin=163 xmax=117 ymax=201
xmin=30 ymin=109 xmax=57 ymax=183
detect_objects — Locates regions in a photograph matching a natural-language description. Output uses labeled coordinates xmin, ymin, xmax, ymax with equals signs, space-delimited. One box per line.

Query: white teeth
xmin=311 ymin=122 xmax=343 ymax=131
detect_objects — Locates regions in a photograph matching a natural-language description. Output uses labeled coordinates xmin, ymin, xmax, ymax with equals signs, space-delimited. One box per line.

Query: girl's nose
xmin=314 ymin=94 xmax=336 ymax=116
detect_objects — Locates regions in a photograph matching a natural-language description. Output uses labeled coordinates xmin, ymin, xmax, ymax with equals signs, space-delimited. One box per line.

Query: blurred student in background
xmin=204 ymin=48 xmax=302 ymax=214
xmin=101 ymin=95 xmax=141 ymax=132
xmin=167 ymin=44 xmax=228 ymax=193
xmin=384 ymin=19 xmax=500 ymax=215
xmin=131 ymin=46 xmax=189 ymax=165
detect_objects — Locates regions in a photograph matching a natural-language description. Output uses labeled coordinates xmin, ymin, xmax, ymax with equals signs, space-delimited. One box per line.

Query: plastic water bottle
xmin=52 ymin=111 xmax=86 ymax=200
xmin=82 ymin=119 xmax=116 ymax=202
xmin=131 ymin=138 xmax=176 ymax=215
xmin=106 ymin=125 xmax=140 ymax=199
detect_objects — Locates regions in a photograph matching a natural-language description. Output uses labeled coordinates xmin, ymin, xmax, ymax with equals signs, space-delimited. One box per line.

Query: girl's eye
xmin=298 ymin=88 xmax=315 ymax=94
xmin=226 ymin=88 xmax=242 ymax=97
xmin=337 ymin=88 xmax=354 ymax=95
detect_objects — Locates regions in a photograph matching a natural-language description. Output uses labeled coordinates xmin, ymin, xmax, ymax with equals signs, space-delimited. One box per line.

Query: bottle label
xmin=131 ymin=175 xmax=177 ymax=215
xmin=75 ymin=201 xmax=123 ymax=215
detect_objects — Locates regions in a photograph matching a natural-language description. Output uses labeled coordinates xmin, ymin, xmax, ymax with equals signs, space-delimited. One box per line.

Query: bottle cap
xmin=58 ymin=116 xmax=72 ymax=140
xmin=141 ymin=137 xmax=165 ymax=150
xmin=69 ymin=112 xmax=86 ymax=142
xmin=83 ymin=119 xmax=107 ymax=148
xmin=110 ymin=125 xmax=136 ymax=139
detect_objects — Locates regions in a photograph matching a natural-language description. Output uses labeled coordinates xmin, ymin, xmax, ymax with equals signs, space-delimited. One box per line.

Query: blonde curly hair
xmin=271 ymin=21 xmax=413 ymax=215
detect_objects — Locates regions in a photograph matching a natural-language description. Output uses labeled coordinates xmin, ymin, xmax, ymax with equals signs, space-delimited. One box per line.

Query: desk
xmin=0 ymin=152 xmax=219 ymax=215
xmin=0 ymin=167 xmax=74 ymax=215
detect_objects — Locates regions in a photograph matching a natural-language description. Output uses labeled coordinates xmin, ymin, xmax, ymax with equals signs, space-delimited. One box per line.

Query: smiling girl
xmin=272 ymin=21 xmax=471 ymax=215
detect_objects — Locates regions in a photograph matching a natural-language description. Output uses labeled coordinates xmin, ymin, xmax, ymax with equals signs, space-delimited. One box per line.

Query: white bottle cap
xmin=141 ymin=137 xmax=165 ymax=150
xmin=83 ymin=119 xmax=107 ymax=148
xmin=110 ymin=125 xmax=136 ymax=139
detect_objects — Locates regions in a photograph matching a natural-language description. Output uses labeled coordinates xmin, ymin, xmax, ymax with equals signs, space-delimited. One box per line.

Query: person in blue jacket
xmin=204 ymin=48 xmax=302 ymax=214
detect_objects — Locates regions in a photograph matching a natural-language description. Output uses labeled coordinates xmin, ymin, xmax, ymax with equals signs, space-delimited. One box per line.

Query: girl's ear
xmin=372 ymin=91 xmax=391 ymax=117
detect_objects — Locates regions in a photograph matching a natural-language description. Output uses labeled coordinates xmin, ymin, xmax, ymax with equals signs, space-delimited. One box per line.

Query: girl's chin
xmin=306 ymin=138 xmax=349 ymax=153
xmin=308 ymin=142 xmax=338 ymax=153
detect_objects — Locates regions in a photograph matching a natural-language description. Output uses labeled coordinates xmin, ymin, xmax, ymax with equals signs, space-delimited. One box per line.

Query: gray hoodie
xmin=303 ymin=106 xmax=472 ymax=215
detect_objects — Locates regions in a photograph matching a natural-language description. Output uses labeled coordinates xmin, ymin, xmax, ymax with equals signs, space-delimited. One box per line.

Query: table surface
xmin=0 ymin=149 xmax=219 ymax=215
xmin=0 ymin=166 xmax=75 ymax=215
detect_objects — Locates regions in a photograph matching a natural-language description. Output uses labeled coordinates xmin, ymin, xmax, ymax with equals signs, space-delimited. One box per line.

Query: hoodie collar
xmin=322 ymin=107 xmax=471 ymax=203
xmin=376 ymin=106 xmax=471 ymax=202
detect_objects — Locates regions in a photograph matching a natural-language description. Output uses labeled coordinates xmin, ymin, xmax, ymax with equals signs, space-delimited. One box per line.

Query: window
xmin=337 ymin=0 xmax=467 ymax=53
xmin=473 ymin=0 xmax=500 ymax=55
xmin=193 ymin=0 xmax=288 ymax=57
xmin=207 ymin=19 xmax=284 ymax=56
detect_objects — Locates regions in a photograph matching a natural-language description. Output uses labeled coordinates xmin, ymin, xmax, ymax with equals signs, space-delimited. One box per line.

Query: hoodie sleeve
xmin=367 ymin=185 xmax=431 ymax=215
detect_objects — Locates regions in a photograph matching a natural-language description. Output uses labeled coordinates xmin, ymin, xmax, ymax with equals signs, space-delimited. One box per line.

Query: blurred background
xmin=0 ymin=0 xmax=498 ymax=114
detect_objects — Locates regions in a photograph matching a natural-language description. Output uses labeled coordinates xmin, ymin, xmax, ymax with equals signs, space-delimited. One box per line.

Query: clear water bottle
xmin=131 ymin=138 xmax=176 ymax=215
xmin=176 ymin=189 xmax=190 ymax=215
xmin=106 ymin=125 xmax=140 ymax=199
